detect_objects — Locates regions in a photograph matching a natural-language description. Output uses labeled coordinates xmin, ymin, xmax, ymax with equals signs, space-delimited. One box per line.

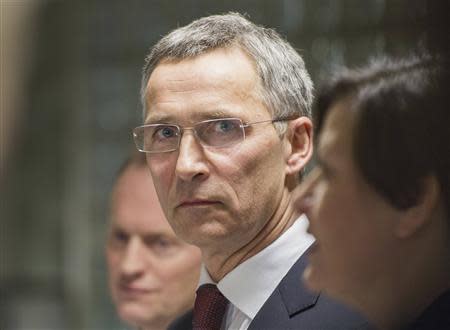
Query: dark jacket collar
xmin=277 ymin=251 xmax=319 ymax=316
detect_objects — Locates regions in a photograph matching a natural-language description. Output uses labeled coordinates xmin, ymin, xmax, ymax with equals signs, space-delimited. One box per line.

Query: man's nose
xmin=175 ymin=130 xmax=210 ymax=182
xmin=120 ymin=238 xmax=146 ymax=277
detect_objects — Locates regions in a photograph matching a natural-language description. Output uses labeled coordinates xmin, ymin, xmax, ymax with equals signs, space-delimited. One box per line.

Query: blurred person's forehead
xmin=318 ymin=100 xmax=355 ymax=162
xmin=110 ymin=165 xmax=173 ymax=232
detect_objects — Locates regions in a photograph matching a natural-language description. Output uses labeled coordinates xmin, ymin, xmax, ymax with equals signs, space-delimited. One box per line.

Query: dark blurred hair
xmin=314 ymin=54 xmax=449 ymax=216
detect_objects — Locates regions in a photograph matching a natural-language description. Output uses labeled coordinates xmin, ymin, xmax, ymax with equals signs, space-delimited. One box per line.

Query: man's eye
xmin=147 ymin=237 xmax=178 ymax=256
xmin=215 ymin=120 xmax=237 ymax=133
xmin=155 ymin=126 xmax=177 ymax=139
xmin=154 ymin=238 xmax=171 ymax=248
xmin=111 ymin=230 xmax=128 ymax=245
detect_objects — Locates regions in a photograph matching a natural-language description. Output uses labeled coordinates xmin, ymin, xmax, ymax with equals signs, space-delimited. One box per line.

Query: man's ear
xmin=395 ymin=175 xmax=441 ymax=238
xmin=284 ymin=116 xmax=313 ymax=175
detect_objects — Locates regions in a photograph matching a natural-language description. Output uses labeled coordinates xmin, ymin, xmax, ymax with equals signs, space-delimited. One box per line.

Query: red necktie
xmin=192 ymin=284 xmax=229 ymax=330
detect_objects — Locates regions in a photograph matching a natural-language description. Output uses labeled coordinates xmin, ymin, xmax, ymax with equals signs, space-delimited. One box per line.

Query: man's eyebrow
xmin=110 ymin=223 xmax=125 ymax=232
xmin=144 ymin=114 xmax=175 ymax=124
xmin=144 ymin=109 xmax=241 ymax=124
xmin=204 ymin=109 xmax=236 ymax=118
xmin=142 ymin=232 xmax=180 ymax=245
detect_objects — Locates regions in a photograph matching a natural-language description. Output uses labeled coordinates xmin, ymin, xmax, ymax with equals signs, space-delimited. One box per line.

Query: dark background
xmin=1 ymin=1 xmax=431 ymax=329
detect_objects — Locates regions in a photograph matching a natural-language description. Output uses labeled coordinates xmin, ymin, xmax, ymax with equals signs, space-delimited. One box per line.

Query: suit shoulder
xmin=250 ymin=254 xmax=373 ymax=329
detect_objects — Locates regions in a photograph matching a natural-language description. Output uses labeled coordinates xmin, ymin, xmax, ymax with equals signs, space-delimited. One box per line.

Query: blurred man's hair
xmin=314 ymin=54 xmax=449 ymax=216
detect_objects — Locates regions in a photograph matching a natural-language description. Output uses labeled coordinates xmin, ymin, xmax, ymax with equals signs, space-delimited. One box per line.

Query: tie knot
xmin=193 ymin=284 xmax=229 ymax=330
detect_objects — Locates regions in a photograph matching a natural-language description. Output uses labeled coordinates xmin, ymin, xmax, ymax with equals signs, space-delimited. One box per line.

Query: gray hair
xmin=140 ymin=12 xmax=313 ymax=134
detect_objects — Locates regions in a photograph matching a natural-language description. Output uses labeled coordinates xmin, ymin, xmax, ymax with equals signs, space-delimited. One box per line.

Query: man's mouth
xmin=177 ymin=199 xmax=222 ymax=208
xmin=119 ymin=284 xmax=155 ymax=297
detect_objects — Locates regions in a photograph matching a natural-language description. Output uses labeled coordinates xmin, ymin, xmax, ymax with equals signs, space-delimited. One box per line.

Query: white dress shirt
xmin=197 ymin=215 xmax=314 ymax=330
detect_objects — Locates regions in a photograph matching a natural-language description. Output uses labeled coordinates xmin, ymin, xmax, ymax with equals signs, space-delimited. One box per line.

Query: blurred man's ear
xmin=395 ymin=175 xmax=442 ymax=238
xmin=284 ymin=116 xmax=313 ymax=176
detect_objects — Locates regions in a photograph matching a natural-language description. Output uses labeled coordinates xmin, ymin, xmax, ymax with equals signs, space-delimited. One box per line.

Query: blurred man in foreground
xmin=295 ymin=55 xmax=450 ymax=329
xmin=106 ymin=153 xmax=202 ymax=330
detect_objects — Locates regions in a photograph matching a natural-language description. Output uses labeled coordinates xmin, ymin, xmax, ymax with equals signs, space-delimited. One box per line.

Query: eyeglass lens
xmin=136 ymin=118 xmax=245 ymax=152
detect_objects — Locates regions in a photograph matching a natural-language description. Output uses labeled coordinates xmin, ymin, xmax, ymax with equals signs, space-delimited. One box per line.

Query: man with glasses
xmin=133 ymin=13 xmax=368 ymax=330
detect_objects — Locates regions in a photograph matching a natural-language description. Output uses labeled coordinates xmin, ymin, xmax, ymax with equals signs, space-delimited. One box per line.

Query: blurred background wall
xmin=0 ymin=0 xmax=430 ymax=329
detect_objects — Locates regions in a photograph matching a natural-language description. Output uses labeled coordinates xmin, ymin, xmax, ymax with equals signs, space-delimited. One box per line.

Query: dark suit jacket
xmin=169 ymin=253 xmax=372 ymax=330
xmin=406 ymin=290 xmax=450 ymax=330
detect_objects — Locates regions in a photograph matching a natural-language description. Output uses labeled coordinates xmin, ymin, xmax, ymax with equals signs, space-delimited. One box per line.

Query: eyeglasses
xmin=133 ymin=115 xmax=298 ymax=154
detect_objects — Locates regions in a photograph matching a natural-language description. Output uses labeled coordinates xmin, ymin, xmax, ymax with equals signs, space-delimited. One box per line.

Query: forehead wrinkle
xmin=152 ymin=49 xmax=261 ymax=93
xmin=146 ymin=81 xmax=200 ymax=106
xmin=162 ymin=76 xmax=206 ymax=94
xmin=161 ymin=75 xmax=259 ymax=100
xmin=145 ymin=83 xmax=242 ymax=123
xmin=148 ymin=61 xmax=232 ymax=95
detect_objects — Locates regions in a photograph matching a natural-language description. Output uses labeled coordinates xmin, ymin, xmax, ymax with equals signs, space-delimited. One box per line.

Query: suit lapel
xmin=278 ymin=252 xmax=319 ymax=316
xmin=249 ymin=253 xmax=319 ymax=329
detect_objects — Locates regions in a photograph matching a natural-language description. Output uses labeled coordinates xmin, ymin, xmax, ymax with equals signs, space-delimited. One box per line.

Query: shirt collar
xmin=198 ymin=215 xmax=314 ymax=319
